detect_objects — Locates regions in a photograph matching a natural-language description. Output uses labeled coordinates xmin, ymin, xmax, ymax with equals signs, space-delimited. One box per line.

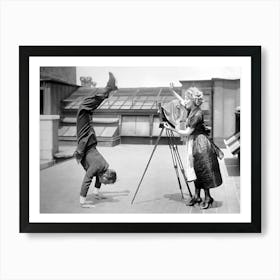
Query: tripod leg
xmin=167 ymin=130 xmax=185 ymax=200
xmin=131 ymin=127 xmax=164 ymax=204
xmin=173 ymin=144 xmax=193 ymax=198
xmin=170 ymin=131 xmax=193 ymax=198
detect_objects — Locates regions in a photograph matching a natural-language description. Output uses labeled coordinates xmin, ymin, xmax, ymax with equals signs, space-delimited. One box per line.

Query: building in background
xmin=40 ymin=67 xmax=77 ymax=168
xmin=59 ymin=78 xmax=240 ymax=147
xmin=59 ymin=86 xmax=181 ymax=146
xmin=40 ymin=67 xmax=240 ymax=151
xmin=40 ymin=67 xmax=78 ymax=115
xmin=180 ymin=78 xmax=240 ymax=146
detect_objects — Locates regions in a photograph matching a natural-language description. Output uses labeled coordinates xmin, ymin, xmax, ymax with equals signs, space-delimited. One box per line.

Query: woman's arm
xmin=164 ymin=123 xmax=194 ymax=136
xmin=170 ymin=89 xmax=184 ymax=103
xmin=169 ymin=83 xmax=186 ymax=106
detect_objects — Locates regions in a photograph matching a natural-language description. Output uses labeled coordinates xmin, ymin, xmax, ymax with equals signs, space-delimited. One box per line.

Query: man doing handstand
xmin=73 ymin=72 xmax=117 ymax=208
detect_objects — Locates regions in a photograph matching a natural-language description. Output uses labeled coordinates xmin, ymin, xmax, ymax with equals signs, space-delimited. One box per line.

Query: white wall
xmin=213 ymin=79 xmax=240 ymax=140
xmin=0 ymin=1 xmax=279 ymax=280
xmin=40 ymin=115 xmax=60 ymax=160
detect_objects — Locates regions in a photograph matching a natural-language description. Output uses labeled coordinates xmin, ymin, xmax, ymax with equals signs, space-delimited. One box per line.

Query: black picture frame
xmin=20 ymin=46 xmax=261 ymax=233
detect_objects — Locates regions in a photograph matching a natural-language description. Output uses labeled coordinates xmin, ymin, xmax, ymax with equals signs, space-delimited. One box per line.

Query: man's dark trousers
xmin=76 ymin=88 xmax=111 ymax=197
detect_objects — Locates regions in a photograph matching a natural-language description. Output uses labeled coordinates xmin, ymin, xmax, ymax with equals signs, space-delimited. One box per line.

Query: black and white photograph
xmin=20 ymin=46 xmax=260 ymax=232
xmin=40 ymin=67 xmax=239 ymax=214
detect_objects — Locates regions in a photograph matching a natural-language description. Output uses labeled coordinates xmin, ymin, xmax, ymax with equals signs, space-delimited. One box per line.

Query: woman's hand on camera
xmin=164 ymin=123 xmax=173 ymax=130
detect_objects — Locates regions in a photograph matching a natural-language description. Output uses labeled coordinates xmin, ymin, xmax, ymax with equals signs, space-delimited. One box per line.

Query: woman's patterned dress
xmin=187 ymin=107 xmax=223 ymax=189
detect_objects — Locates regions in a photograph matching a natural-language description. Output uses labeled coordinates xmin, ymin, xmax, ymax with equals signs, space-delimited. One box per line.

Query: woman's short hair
xmin=186 ymin=87 xmax=204 ymax=106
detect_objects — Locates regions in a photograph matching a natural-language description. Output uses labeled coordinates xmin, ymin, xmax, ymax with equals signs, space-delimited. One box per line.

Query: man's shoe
xmin=80 ymin=197 xmax=95 ymax=208
xmin=106 ymin=72 xmax=118 ymax=91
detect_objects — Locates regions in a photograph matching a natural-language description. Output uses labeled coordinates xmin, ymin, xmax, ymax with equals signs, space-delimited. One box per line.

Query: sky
xmin=76 ymin=66 xmax=241 ymax=87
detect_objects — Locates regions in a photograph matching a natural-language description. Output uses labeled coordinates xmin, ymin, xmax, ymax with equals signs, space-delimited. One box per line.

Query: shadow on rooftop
xmin=133 ymin=197 xmax=163 ymax=205
xmin=101 ymin=190 xmax=130 ymax=196
xmin=164 ymin=192 xmax=189 ymax=203
xmin=86 ymin=190 xmax=130 ymax=205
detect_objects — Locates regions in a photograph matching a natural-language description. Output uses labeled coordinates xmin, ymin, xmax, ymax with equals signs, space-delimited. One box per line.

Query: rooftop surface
xmin=40 ymin=145 xmax=240 ymax=214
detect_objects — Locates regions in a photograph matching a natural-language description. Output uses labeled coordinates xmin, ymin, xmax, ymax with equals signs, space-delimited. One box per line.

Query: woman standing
xmin=166 ymin=86 xmax=223 ymax=209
